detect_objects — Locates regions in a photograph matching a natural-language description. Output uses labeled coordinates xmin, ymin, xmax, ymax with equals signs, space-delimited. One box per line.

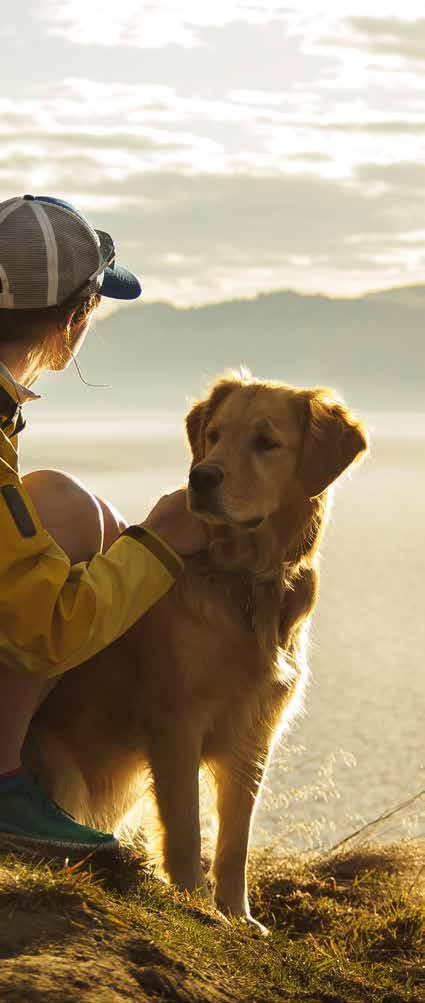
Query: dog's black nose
xmin=189 ymin=463 xmax=224 ymax=493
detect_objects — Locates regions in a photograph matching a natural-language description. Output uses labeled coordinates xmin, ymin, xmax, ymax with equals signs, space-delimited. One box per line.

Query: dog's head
xmin=186 ymin=374 xmax=368 ymax=550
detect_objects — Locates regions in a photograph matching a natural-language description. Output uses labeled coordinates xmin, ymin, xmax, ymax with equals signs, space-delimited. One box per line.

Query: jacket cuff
xmin=121 ymin=525 xmax=184 ymax=579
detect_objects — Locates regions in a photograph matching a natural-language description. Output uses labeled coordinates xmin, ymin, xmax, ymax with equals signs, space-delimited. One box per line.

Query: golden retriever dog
xmin=27 ymin=373 xmax=368 ymax=930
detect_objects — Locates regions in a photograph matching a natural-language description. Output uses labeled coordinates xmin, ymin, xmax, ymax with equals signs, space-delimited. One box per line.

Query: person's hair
xmin=0 ymin=291 xmax=101 ymax=373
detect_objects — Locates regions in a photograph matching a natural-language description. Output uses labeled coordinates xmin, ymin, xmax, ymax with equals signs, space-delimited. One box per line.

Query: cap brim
xmin=99 ymin=265 xmax=142 ymax=300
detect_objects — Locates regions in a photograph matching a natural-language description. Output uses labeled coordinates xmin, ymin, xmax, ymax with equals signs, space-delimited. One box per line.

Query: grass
xmin=0 ymin=838 xmax=423 ymax=1002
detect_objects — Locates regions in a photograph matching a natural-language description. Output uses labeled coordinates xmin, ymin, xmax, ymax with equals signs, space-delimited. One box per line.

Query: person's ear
xmin=297 ymin=390 xmax=369 ymax=498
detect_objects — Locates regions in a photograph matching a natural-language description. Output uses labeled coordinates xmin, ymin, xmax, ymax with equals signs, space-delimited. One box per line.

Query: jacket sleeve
xmin=0 ymin=461 xmax=183 ymax=677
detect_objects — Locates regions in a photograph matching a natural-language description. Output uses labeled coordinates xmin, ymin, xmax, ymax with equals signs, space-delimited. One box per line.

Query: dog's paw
xmin=215 ymin=899 xmax=269 ymax=936
xmin=242 ymin=914 xmax=269 ymax=937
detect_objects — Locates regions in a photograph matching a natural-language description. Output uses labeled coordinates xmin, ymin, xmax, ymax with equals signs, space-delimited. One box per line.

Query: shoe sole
xmin=0 ymin=830 xmax=118 ymax=854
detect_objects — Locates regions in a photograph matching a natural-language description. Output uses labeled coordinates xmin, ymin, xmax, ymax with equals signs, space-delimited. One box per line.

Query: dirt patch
xmin=0 ymin=925 xmax=236 ymax=1002
xmin=0 ymin=870 xmax=236 ymax=1003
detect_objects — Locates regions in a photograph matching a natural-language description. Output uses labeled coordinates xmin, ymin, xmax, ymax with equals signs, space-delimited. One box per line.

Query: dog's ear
xmin=186 ymin=379 xmax=237 ymax=461
xmin=298 ymin=390 xmax=368 ymax=498
xmin=186 ymin=401 xmax=206 ymax=461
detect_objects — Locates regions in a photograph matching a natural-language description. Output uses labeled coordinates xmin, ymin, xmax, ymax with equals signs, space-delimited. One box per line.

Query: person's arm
xmin=0 ymin=463 xmax=199 ymax=678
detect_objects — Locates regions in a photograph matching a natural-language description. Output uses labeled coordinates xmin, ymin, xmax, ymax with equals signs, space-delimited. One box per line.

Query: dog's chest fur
xmin=123 ymin=555 xmax=295 ymax=727
xmin=33 ymin=554 xmax=303 ymax=788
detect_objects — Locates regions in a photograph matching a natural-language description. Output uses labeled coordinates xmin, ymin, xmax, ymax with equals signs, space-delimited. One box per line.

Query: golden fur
xmin=27 ymin=373 xmax=368 ymax=929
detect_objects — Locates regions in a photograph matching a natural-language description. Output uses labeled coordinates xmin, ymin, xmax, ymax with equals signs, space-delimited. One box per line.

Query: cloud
xmin=312 ymin=119 xmax=425 ymax=133
xmin=2 ymin=68 xmax=425 ymax=303
xmin=112 ymin=168 xmax=425 ymax=302
xmin=2 ymin=163 xmax=421 ymax=303
xmin=3 ymin=77 xmax=425 ymax=190
xmin=39 ymin=2 xmax=425 ymax=54
xmin=356 ymin=160 xmax=425 ymax=192
xmin=39 ymin=0 xmax=292 ymax=48
xmin=3 ymin=7 xmax=425 ymax=303
xmin=348 ymin=16 xmax=425 ymax=63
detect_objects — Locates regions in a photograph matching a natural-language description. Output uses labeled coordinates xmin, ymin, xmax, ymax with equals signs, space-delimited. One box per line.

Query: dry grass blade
xmin=326 ymin=788 xmax=425 ymax=854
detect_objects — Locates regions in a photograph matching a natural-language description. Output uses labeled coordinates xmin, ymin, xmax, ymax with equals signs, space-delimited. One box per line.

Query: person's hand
xmin=142 ymin=488 xmax=208 ymax=557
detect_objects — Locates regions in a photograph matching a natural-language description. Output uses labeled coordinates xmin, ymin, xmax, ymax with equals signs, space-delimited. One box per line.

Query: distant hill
xmin=364 ymin=283 xmax=425 ymax=308
xmin=32 ymin=284 xmax=424 ymax=416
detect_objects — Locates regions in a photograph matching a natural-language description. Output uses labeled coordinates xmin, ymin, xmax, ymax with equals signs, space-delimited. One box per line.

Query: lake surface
xmin=20 ymin=412 xmax=425 ymax=850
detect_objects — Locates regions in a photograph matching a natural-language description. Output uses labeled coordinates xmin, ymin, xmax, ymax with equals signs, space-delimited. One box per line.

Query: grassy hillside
xmin=33 ymin=283 xmax=425 ymax=417
xmin=0 ymin=840 xmax=423 ymax=1002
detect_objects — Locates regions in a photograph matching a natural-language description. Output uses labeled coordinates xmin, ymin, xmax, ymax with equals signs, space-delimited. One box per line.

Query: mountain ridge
xmin=33 ymin=283 xmax=424 ymax=415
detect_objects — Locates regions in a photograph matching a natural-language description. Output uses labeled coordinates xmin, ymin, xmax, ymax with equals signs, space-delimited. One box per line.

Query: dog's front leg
xmin=149 ymin=725 xmax=206 ymax=895
xmin=212 ymin=755 xmax=268 ymax=933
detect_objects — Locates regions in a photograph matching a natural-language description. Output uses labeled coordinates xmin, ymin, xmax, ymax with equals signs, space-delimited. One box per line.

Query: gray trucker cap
xmin=0 ymin=194 xmax=142 ymax=309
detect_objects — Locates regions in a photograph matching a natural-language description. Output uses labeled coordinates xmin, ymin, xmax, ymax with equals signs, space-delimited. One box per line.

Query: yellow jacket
xmin=0 ymin=365 xmax=183 ymax=677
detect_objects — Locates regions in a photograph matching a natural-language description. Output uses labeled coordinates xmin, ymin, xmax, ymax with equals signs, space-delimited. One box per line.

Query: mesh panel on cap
xmin=0 ymin=203 xmax=48 ymax=309
xmin=0 ymin=197 xmax=23 ymax=222
xmin=40 ymin=201 xmax=100 ymax=306
xmin=0 ymin=197 xmax=101 ymax=308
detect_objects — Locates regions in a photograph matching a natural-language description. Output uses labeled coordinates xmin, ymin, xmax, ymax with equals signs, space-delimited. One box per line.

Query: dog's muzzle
xmin=188 ymin=463 xmax=224 ymax=512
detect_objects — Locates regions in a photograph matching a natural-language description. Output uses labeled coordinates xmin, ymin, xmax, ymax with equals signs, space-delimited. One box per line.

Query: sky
xmin=2 ymin=1 xmax=425 ymax=305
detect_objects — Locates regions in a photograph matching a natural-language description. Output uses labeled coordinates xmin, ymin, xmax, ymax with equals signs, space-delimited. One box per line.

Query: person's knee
xmin=23 ymin=469 xmax=103 ymax=564
xmin=95 ymin=496 xmax=128 ymax=552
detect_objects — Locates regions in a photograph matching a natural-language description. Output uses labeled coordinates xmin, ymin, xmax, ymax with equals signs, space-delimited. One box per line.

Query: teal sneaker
xmin=0 ymin=773 xmax=118 ymax=854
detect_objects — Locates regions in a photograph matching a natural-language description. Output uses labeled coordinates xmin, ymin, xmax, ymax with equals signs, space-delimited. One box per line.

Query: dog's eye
xmin=254 ymin=436 xmax=281 ymax=451
xmin=207 ymin=428 xmax=220 ymax=445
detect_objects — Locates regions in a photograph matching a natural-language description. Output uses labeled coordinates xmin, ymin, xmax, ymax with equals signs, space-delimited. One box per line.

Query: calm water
xmin=20 ymin=412 xmax=425 ymax=849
